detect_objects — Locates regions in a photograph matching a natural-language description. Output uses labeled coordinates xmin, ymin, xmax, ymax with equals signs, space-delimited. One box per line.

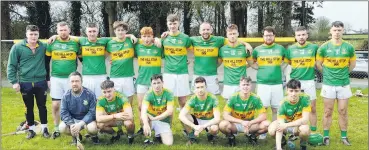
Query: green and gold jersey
xmin=252 ymin=43 xmax=286 ymax=85
xmin=106 ymin=38 xmax=135 ymax=78
xmin=46 ymin=37 xmax=80 ymax=78
xmin=135 ymin=43 xmax=163 ymax=86
xmin=316 ymin=40 xmax=356 ymax=86
xmin=224 ymin=92 xmax=265 ymax=121
xmin=143 ymin=88 xmax=174 ymax=123
xmin=285 ymin=42 xmax=318 ymax=80
xmin=219 ymin=42 xmax=251 ymax=85
xmin=79 ymin=37 xmax=111 ymax=75
xmin=277 ymin=94 xmax=311 ymax=123
xmin=190 ymin=36 xmax=224 ymax=76
xmin=184 ymin=93 xmax=219 ymax=120
xmin=162 ymin=32 xmax=192 ymax=74
xmin=96 ymin=91 xmax=131 ymax=114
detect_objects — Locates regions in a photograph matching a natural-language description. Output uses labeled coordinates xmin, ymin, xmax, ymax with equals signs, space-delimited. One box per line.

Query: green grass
xmin=1 ymin=87 xmax=368 ymax=149
xmin=343 ymin=34 xmax=368 ymax=39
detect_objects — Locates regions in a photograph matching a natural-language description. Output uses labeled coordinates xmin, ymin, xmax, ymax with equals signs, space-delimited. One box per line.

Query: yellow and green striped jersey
xmin=135 ymin=43 xmax=163 ymax=86
xmin=191 ymin=36 xmax=225 ymax=76
xmin=143 ymin=88 xmax=174 ymax=123
xmin=285 ymin=42 xmax=319 ymax=80
xmin=46 ymin=37 xmax=80 ymax=78
xmin=79 ymin=37 xmax=111 ymax=75
xmin=106 ymin=38 xmax=135 ymax=78
xmin=184 ymin=93 xmax=219 ymax=120
xmin=96 ymin=91 xmax=131 ymax=115
xmin=219 ymin=42 xmax=251 ymax=85
xmin=252 ymin=43 xmax=286 ymax=85
xmin=224 ymin=92 xmax=265 ymax=121
xmin=162 ymin=32 xmax=192 ymax=74
xmin=278 ymin=94 xmax=311 ymax=123
xmin=316 ymin=40 xmax=356 ymax=86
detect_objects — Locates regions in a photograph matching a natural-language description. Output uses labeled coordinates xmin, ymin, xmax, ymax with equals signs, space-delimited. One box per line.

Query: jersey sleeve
xmin=212 ymin=96 xmax=220 ymax=112
xmin=277 ymin=102 xmax=287 ymax=121
xmin=223 ymin=97 xmax=234 ymax=113
xmin=302 ymin=96 xmax=311 ymax=113
xmin=254 ymin=97 xmax=266 ymax=114
xmin=122 ymin=96 xmax=132 ymax=110
xmin=349 ymin=45 xmax=356 ymax=62
xmin=46 ymin=44 xmax=52 ymax=56
xmin=281 ymin=45 xmax=287 ymax=60
xmin=185 ymin=36 xmax=192 ymax=48
xmin=96 ymin=100 xmax=106 ymax=113
xmin=143 ymin=93 xmax=151 ymax=106
xmin=316 ymin=44 xmax=326 ymax=62
xmin=217 ymin=36 xmax=225 ymax=47
xmin=184 ymin=98 xmax=195 ymax=111
xmin=284 ymin=46 xmax=291 ymax=64
xmin=252 ymin=48 xmax=258 ymax=61
xmin=166 ymin=91 xmax=175 ymax=106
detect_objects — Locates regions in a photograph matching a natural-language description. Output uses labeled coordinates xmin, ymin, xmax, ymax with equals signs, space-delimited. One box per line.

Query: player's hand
xmin=47 ymin=81 xmax=51 ymax=89
xmin=70 ymin=124 xmax=81 ymax=136
xmin=130 ymin=35 xmax=138 ymax=44
xmin=114 ymin=112 xmax=125 ymax=120
xmin=12 ymin=83 xmax=20 ymax=92
xmin=154 ymin=38 xmax=162 ymax=48
xmin=161 ymin=31 xmax=169 ymax=39
xmin=47 ymin=35 xmax=57 ymax=44
xmin=277 ymin=122 xmax=287 ymax=132
xmin=121 ymin=112 xmax=131 ymax=120
xmin=143 ymin=123 xmax=151 ymax=137
xmin=148 ymin=114 xmax=155 ymax=121
xmin=109 ymin=59 xmax=112 ymax=65
xmin=194 ymin=125 xmax=204 ymax=136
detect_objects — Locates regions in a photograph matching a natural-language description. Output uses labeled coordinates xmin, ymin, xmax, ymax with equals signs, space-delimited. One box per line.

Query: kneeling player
xmin=179 ymin=77 xmax=220 ymax=145
xmin=268 ymin=79 xmax=310 ymax=150
xmin=219 ymin=76 xmax=270 ymax=146
xmin=141 ymin=74 xmax=174 ymax=145
xmin=96 ymin=78 xmax=135 ymax=144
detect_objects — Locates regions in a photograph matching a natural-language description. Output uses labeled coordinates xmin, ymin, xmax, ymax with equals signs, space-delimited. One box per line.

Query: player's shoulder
xmin=115 ymin=91 xmax=127 ymax=99
xmin=299 ymin=93 xmax=311 ymax=102
xmin=207 ymin=92 xmax=218 ymax=100
xmin=287 ymin=43 xmax=298 ymax=49
xmin=342 ymin=40 xmax=355 ymax=49
xmin=163 ymin=88 xmax=174 ymax=95
xmin=319 ymin=41 xmax=330 ymax=48
xmin=279 ymin=97 xmax=289 ymax=106
xmin=250 ymin=92 xmax=261 ymax=100
xmin=83 ymin=87 xmax=96 ymax=98
xmin=254 ymin=44 xmax=264 ymax=50
xmin=228 ymin=92 xmax=240 ymax=100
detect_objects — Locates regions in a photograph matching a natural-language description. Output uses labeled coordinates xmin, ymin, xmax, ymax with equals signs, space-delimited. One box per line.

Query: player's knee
xmin=87 ymin=121 xmax=98 ymax=135
xmin=268 ymin=121 xmax=278 ymax=136
xmin=52 ymin=103 xmax=60 ymax=111
xmin=162 ymin=137 xmax=173 ymax=146
xmin=219 ymin=120 xmax=230 ymax=130
xmin=299 ymin=125 xmax=310 ymax=136
xmin=261 ymin=120 xmax=271 ymax=130
xmin=338 ymin=107 xmax=347 ymax=115
xmin=97 ymin=122 xmax=105 ymax=129
xmin=59 ymin=122 xmax=69 ymax=134
xmin=324 ymin=109 xmax=333 ymax=117
xmin=124 ymin=120 xmax=135 ymax=129
xmin=210 ymin=125 xmax=219 ymax=133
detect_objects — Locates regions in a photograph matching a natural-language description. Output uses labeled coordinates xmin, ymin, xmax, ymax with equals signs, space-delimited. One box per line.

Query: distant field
xmin=343 ymin=34 xmax=368 ymax=39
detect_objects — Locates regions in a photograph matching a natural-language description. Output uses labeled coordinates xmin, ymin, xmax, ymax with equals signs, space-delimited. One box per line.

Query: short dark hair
xmin=167 ymin=14 xmax=180 ymax=22
xmin=26 ymin=25 xmax=39 ymax=31
xmin=227 ymin=24 xmax=238 ymax=32
xmin=87 ymin=22 xmax=98 ymax=28
xmin=100 ymin=77 xmax=114 ymax=89
xmin=331 ymin=21 xmax=344 ymax=28
xmin=151 ymin=74 xmax=163 ymax=82
xmin=295 ymin=26 xmax=307 ymax=32
xmin=113 ymin=21 xmax=129 ymax=31
xmin=69 ymin=71 xmax=83 ymax=82
xmin=194 ymin=76 xmax=206 ymax=86
xmin=263 ymin=26 xmax=276 ymax=35
xmin=240 ymin=76 xmax=252 ymax=83
xmin=286 ymin=79 xmax=301 ymax=89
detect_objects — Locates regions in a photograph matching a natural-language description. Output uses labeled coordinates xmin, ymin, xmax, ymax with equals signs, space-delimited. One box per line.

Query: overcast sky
xmin=313 ymin=1 xmax=368 ymax=30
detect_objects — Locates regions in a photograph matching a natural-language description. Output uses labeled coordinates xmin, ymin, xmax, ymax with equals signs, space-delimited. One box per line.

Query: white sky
xmin=313 ymin=1 xmax=368 ymax=30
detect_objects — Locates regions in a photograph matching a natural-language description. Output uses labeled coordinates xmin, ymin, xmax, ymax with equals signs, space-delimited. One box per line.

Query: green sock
xmin=310 ymin=126 xmax=317 ymax=131
xmin=300 ymin=141 xmax=307 ymax=147
xmin=188 ymin=130 xmax=195 ymax=139
xmin=323 ymin=130 xmax=329 ymax=137
xmin=54 ymin=124 xmax=59 ymax=132
xmin=341 ymin=130 xmax=347 ymax=138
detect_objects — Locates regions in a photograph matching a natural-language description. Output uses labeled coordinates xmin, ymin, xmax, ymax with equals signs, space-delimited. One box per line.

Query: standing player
xmin=218 ymin=24 xmax=253 ymax=100
xmin=161 ymin=14 xmax=192 ymax=109
xmin=141 ymin=74 xmax=174 ymax=146
xmin=252 ymin=26 xmax=286 ymax=122
xmin=46 ymin=22 xmax=80 ymax=139
xmin=96 ymin=79 xmax=135 ymax=144
xmin=316 ymin=21 xmax=356 ymax=146
xmin=285 ymin=26 xmax=319 ymax=132
xmin=106 ymin=21 xmax=136 ymax=105
xmin=268 ymin=79 xmax=311 ymax=150
xmin=179 ymin=77 xmax=220 ymax=145
xmin=219 ymin=76 xmax=270 ymax=146
xmin=7 ymin=25 xmax=50 ymax=139
xmin=135 ymin=27 xmax=163 ymax=134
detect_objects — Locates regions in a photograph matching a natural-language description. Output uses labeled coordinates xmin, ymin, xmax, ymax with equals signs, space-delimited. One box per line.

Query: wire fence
xmin=1 ymin=40 xmax=368 ymax=89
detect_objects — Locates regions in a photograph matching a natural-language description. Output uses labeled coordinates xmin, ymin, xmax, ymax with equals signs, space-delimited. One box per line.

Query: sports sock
xmin=54 ymin=124 xmax=59 ymax=132
xmin=41 ymin=124 xmax=48 ymax=131
xmin=310 ymin=126 xmax=317 ymax=131
xmin=341 ymin=130 xmax=347 ymax=139
xmin=323 ymin=130 xmax=329 ymax=137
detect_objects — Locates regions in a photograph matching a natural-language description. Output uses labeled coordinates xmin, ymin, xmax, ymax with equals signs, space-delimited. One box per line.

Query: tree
xmin=70 ymin=1 xmax=82 ymax=36
xmin=293 ymin=1 xmax=323 ymax=28
xmin=1 ymin=1 xmax=11 ymax=40
xmin=26 ymin=2 xmax=52 ymax=38
xmin=311 ymin=16 xmax=330 ymax=40
xmin=230 ymin=1 xmax=248 ymax=37
xmin=183 ymin=1 xmax=192 ymax=35
xmin=280 ymin=1 xmax=293 ymax=36
xmin=105 ymin=2 xmax=117 ymax=36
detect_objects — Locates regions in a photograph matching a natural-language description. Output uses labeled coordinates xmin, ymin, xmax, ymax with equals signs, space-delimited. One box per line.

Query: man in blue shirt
xmin=59 ymin=71 xmax=99 ymax=149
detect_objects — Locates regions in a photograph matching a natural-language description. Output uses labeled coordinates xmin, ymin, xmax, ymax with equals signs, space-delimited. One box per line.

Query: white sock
xmin=29 ymin=125 xmax=35 ymax=131
xmin=41 ymin=124 xmax=48 ymax=131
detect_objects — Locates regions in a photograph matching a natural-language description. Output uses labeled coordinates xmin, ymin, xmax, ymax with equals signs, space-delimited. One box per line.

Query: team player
xmin=141 ymin=74 xmax=174 ymax=146
xmin=285 ymin=26 xmax=319 ymax=132
xmin=268 ymin=79 xmax=311 ymax=150
xmin=7 ymin=25 xmax=50 ymax=139
xmin=316 ymin=21 xmax=356 ymax=146
xmin=106 ymin=21 xmax=136 ymax=105
xmin=46 ymin=22 xmax=80 ymax=139
xmin=219 ymin=76 xmax=270 ymax=146
xmin=218 ymin=24 xmax=253 ymax=100
xmin=179 ymin=77 xmax=220 ymax=145
xmin=96 ymin=79 xmax=135 ymax=144
xmin=161 ymin=14 xmax=192 ymax=109
xmin=252 ymin=26 xmax=286 ymax=122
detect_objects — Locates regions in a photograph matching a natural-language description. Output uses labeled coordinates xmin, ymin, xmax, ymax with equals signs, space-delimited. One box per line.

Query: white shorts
xmin=110 ymin=77 xmax=135 ymax=97
xmin=321 ymin=84 xmax=352 ymax=99
xmin=83 ymin=75 xmax=107 ymax=98
xmin=151 ymin=120 xmax=172 ymax=137
xmin=235 ymin=123 xmax=245 ymax=133
xmin=257 ymin=84 xmax=284 ymax=108
xmin=50 ymin=77 xmax=69 ymax=100
xmin=192 ymin=75 xmax=220 ymax=95
xmin=221 ymin=85 xmax=240 ymax=100
xmin=137 ymin=84 xmax=150 ymax=94
xmin=194 ymin=118 xmax=211 ymax=131
xmin=163 ymin=73 xmax=191 ymax=97
xmin=300 ymin=80 xmax=317 ymax=100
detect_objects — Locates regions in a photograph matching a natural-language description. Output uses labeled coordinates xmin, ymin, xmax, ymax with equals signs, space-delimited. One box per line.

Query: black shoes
xmin=323 ymin=137 xmax=330 ymax=146
xmin=52 ymin=131 xmax=61 ymax=139
xmin=91 ymin=136 xmax=100 ymax=144
xmin=128 ymin=136 xmax=134 ymax=145
xmin=247 ymin=134 xmax=258 ymax=146
xmin=42 ymin=128 xmax=50 ymax=138
xmin=26 ymin=130 xmax=36 ymax=139
xmin=227 ymin=135 xmax=236 ymax=147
